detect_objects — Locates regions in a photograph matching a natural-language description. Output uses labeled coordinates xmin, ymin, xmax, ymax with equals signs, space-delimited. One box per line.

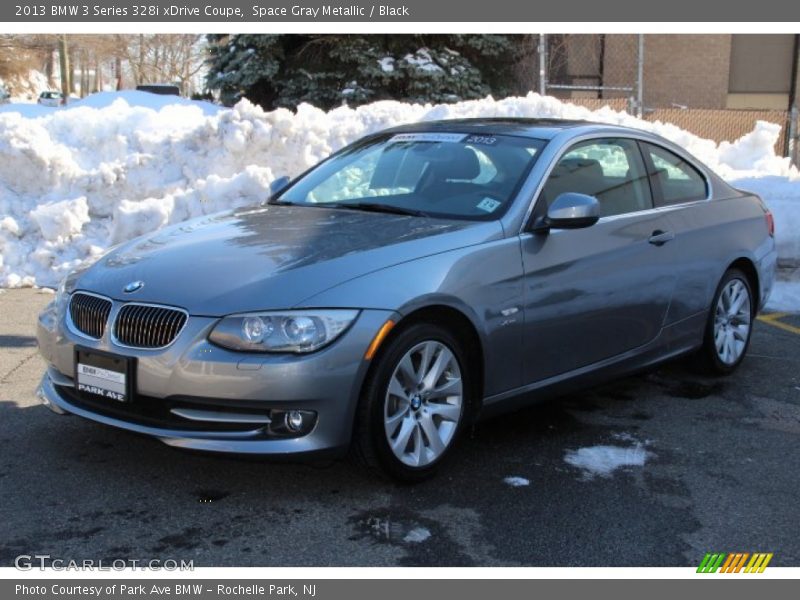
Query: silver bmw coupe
xmin=36 ymin=119 xmax=777 ymax=480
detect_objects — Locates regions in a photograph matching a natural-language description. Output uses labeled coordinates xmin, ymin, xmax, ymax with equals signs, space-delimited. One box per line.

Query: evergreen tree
xmin=205 ymin=34 xmax=525 ymax=110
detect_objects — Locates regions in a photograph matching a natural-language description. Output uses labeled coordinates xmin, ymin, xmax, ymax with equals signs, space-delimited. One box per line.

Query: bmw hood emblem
xmin=123 ymin=280 xmax=144 ymax=293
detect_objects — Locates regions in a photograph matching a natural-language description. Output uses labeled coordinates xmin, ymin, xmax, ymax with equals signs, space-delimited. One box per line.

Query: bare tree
xmin=0 ymin=34 xmax=54 ymax=81
xmin=116 ymin=34 xmax=205 ymax=95
xmin=58 ymin=35 xmax=70 ymax=100
xmin=1 ymin=34 xmax=207 ymax=97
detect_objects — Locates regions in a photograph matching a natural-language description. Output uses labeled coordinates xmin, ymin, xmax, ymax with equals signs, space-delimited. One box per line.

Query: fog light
xmin=285 ymin=410 xmax=304 ymax=432
xmin=269 ymin=409 xmax=317 ymax=436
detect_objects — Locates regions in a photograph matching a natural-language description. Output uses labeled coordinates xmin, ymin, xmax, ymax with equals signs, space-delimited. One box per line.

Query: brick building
xmin=548 ymin=34 xmax=800 ymax=111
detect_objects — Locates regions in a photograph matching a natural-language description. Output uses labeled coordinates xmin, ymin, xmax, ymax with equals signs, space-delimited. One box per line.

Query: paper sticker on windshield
xmin=476 ymin=197 xmax=501 ymax=213
xmin=388 ymin=133 xmax=468 ymax=144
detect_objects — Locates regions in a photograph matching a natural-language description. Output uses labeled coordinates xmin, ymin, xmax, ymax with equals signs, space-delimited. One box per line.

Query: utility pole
xmin=787 ymin=34 xmax=799 ymax=167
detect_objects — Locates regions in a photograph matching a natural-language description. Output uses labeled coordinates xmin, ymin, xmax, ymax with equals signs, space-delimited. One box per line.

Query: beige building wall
xmin=726 ymin=93 xmax=791 ymax=110
xmin=541 ymin=34 xmax=798 ymax=111
xmin=727 ymin=34 xmax=797 ymax=109
xmin=641 ymin=35 xmax=732 ymax=109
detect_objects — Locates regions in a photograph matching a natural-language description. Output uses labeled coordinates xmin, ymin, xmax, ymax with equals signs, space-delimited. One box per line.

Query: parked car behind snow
xmin=136 ymin=84 xmax=180 ymax=96
xmin=38 ymin=91 xmax=64 ymax=107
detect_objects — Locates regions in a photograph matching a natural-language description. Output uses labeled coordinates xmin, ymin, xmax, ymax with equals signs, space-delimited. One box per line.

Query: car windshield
xmin=277 ymin=132 xmax=546 ymax=220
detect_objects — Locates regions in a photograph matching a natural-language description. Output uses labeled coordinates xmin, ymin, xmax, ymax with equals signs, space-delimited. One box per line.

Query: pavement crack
xmin=0 ymin=350 xmax=39 ymax=384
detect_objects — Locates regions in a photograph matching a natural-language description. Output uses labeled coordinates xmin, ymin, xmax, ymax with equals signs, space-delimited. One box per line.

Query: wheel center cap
xmin=410 ymin=395 xmax=422 ymax=411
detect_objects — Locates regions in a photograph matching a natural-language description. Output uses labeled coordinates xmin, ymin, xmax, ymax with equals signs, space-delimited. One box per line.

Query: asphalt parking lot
xmin=1 ymin=288 xmax=799 ymax=567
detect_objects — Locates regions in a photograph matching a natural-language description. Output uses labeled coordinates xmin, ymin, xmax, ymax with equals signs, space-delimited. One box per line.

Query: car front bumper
xmin=36 ymin=300 xmax=395 ymax=457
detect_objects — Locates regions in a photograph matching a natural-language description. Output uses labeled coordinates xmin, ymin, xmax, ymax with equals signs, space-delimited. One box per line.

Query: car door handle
xmin=648 ymin=230 xmax=675 ymax=246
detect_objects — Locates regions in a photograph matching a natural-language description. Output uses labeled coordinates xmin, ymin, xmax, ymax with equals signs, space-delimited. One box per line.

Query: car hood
xmin=73 ymin=205 xmax=503 ymax=315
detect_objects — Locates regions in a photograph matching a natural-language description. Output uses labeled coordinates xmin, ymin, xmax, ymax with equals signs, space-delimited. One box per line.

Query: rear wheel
xmin=695 ymin=268 xmax=754 ymax=375
xmin=352 ymin=323 xmax=470 ymax=482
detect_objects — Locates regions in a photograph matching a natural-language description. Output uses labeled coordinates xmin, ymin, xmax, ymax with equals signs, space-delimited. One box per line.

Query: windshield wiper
xmin=333 ymin=202 xmax=430 ymax=217
xmin=266 ymin=198 xmax=296 ymax=206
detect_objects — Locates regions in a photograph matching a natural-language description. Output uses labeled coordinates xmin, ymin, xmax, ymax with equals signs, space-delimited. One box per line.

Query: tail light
xmin=765 ymin=210 xmax=775 ymax=237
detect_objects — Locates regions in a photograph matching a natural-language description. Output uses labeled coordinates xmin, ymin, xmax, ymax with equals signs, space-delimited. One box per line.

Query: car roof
xmin=379 ymin=118 xmax=638 ymax=141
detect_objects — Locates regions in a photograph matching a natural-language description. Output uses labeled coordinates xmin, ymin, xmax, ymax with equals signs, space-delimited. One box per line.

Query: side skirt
xmin=477 ymin=310 xmax=707 ymax=419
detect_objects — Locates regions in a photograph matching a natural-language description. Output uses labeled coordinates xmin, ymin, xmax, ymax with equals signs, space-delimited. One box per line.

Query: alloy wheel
xmin=713 ymin=278 xmax=752 ymax=365
xmin=383 ymin=340 xmax=463 ymax=467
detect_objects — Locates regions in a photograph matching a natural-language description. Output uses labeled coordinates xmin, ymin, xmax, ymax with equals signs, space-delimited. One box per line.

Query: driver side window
xmin=541 ymin=138 xmax=653 ymax=217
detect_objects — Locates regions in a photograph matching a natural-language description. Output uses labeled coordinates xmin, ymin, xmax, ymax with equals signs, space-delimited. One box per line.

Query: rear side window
xmin=541 ymin=138 xmax=652 ymax=217
xmin=642 ymin=143 xmax=708 ymax=206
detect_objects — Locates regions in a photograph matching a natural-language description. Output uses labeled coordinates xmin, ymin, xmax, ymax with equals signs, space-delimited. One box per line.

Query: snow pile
xmin=564 ymin=442 xmax=652 ymax=479
xmin=0 ymin=90 xmax=799 ymax=291
xmin=29 ymin=197 xmax=90 ymax=240
xmin=767 ymin=271 xmax=800 ymax=312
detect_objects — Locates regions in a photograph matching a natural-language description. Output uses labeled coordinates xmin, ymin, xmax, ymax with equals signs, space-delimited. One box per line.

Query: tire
xmin=695 ymin=268 xmax=755 ymax=375
xmin=351 ymin=322 xmax=472 ymax=482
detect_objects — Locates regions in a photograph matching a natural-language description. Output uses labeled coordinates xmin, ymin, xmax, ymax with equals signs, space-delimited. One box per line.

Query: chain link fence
xmin=564 ymin=97 xmax=629 ymax=112
xmin=535 ymin=34 xmax=799 ymax=165
xmin=643 ymin=108 xmax=793 ymax=155
xmin=539 ymin=34 xmax=642 ymax=115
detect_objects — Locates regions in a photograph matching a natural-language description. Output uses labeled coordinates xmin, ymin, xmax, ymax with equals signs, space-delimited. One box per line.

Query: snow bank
xmin=0 ymin=90 xmax=799 ymax=289
xmin=768 ymin=282 xmax=800 ymax=311
xmin=0 ymin=90 xmax=220 ymax=118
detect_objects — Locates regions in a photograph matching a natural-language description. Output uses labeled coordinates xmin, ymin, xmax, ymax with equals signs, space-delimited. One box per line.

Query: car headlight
xmin=208 ymin=309 xmax=359 ymax=353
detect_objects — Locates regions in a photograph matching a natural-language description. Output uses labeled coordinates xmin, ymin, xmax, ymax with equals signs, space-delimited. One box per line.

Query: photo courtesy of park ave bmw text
xmin=0 ymin=0 xmax=799 ymax=595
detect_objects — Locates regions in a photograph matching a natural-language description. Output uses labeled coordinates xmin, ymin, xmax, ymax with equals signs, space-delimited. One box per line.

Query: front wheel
xmin=352 ymin=323 xmax=471 ymax=481
xmin=695 ymin=268 xmax=754 ymax=375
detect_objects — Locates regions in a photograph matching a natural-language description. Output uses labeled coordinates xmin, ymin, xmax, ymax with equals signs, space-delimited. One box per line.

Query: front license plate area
xmin=74 ymin=347 xmax=135 ymax=403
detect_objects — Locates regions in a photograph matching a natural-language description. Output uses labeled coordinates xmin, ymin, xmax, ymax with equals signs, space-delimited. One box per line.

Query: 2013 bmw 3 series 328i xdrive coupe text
xmin=37 ymin=119 xmax=777 ymax=480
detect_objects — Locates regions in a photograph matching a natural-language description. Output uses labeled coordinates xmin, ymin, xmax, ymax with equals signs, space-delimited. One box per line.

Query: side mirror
xmin=269 ymin=175 xmax=291 ymax=198
xmin=540 ymin=193 xmax=600 ymax=230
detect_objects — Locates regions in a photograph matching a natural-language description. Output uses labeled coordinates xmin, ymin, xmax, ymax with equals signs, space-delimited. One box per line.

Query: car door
xmin=638 ymin=141 xmax=717 ymax=324
xmin=519 ymin=137 xmax=679 ymax=384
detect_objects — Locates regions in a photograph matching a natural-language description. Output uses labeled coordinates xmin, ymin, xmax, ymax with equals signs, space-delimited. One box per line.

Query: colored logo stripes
xmin=697 ymin=552 xmax=773 ymax=573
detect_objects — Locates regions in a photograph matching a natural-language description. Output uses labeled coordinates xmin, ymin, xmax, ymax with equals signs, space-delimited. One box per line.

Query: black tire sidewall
xmin=362 ymin=322 xmax=471 ymax=481
xmin=702 ymin=269 xmax=754 ymax=374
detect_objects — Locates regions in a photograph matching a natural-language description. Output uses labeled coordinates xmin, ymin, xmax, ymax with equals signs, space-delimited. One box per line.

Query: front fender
xmin=296 ymin=237 xmax=526 ymax=397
